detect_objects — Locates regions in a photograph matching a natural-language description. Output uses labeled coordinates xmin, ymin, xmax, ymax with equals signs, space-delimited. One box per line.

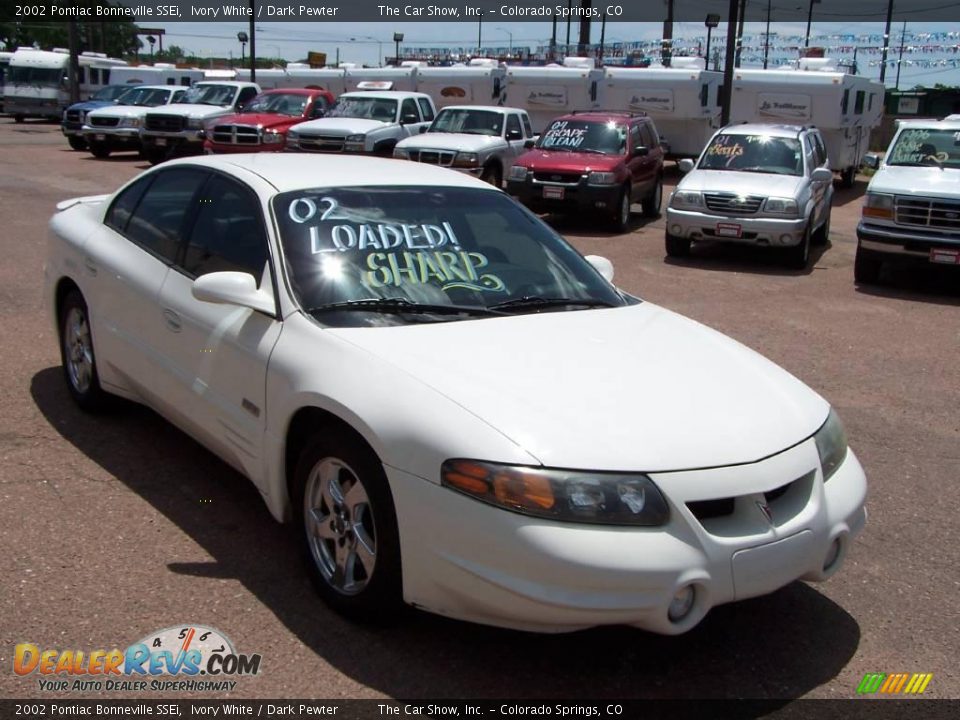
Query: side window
xmin=87 ymin=68 xmax=97 ymax=85
xmin=868 ymin=93 xmax=875 ymax=112
xmin=237 ymin=87 xmax=258 ymax=108
xmin=700 ymin=83 xmax=709 ymax=107
xmin=521 ymin=114 xmax=533 ymax=138
xmin=841 ymin=89 xmax=850 ymax=114
xmin=417 ymin=97 xmax=435 ymax=122
xmin=172 ymin=90 xmax=186 ymax=103
xmin=505 ymin=114 xmax=521 ymax=139
xmin=310 ymin=96 xmax=329 ymax=118
xmin=815 ymin=134 xmax=828 ymax=166
xmin=101 ymin=69 xmax=110 ymax=85
xmin=629 ymin=123 xmax=642 ymax=150
xmin=180 ymin=76 xmax=192 ymax=86
xmin=639 ymin=123 xmax=657 ymax=148
xmin=167 ymin=78 xmax=175 ymax=86
xmin=105 ymin=175 xmax=153 ymax=234
xmin=401 ymin=98 xmax=420 ymax=122
xmin=125 ymin=169 xmax=208 ymax=264
xmin=854 ymin=90 xmax=865 ymax=115
xmin=182 ymin=175 xmax=269 ymax=283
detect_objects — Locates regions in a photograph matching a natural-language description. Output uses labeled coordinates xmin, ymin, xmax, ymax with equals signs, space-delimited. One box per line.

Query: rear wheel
xmin=840 ymin=166 xmax=856 ymax=188
xmin=58 ymin=290 xmax=112 ymax=413
xmin=67 ymin=136 xmax=87 ymax=151
xmin=89 ymin=142 xmax=111 ymax=159
xmin=854 ymin=245 xmax=883 ymax=285
xmin=665 ymin=233 xmax=691 ymax=258
xmin=641 ymin=177 xmax=662 ymax=218
xmin=14 ymin=114 xmax=24 ymax=124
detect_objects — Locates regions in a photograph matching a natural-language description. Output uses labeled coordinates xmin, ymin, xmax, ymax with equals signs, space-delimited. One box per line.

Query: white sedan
xmin=44 ymin=154 xmax=867 ymax=634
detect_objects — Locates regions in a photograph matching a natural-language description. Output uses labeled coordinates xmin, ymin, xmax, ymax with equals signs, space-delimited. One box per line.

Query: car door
xmin=82 ymin=168 xmax=207 ymax=404
xmin=626 ymin=122 xmax=656 ymax=200
xmin=155 ymin=172 xmax=282 ymax=479
xmin=806 ymin=134 xmax=831 ymax=226
xmin=399 ymin=97 xmax=429 ymax=138
xmin=503 ymin=113 xmax=527 ymax=166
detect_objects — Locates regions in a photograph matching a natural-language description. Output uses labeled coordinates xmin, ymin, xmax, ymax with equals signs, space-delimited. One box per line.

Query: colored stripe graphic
xmin=857 ymin=672 xmax=933 ymax=695
xmin=857 ymin=673 xmax=886 ymax=694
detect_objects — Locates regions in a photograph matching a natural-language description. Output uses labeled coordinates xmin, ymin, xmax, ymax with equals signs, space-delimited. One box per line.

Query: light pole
xmin=879 ymin=0 xmax=894 ymax=84
xmin=237 ymin=31 xmax=247 ymax=66
xmin=804 ymin=0 xmax=821 ymax=48
xmin=496 ymin=27 xmax=513 ymax=55
xmin=393 ymin=32 xmax=404 ymax=66
xmin=147 ymin=35 xmax=156 ymax=58
xmin=763 ymin=0 xmax=772 ymax=69
xmin=895 ymin=20 xmax=907 ymax=90
xmin=704 ymin=14 xmax=720 ymax=69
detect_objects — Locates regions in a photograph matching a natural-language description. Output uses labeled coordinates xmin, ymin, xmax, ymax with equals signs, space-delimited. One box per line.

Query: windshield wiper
xmin=490 ymin=296 xmax=619 ymax=312
xmin=574 ymin=148 xmax=610 ymax=155
xmin=304 ymin=297 xmax=508 ymax=317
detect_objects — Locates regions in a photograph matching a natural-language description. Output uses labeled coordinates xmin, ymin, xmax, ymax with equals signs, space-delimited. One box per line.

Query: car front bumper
xmin=666 ymin=207 xmax=807 ymax=247
xmin=389 ymin=438 xmax=867 ymax=634
xmin=507 ymin=176 xmax=622 ymax=214
xmin=141 ymin=129 xmax=206 ymax=153
xmin=857 ymin=221 xmax=960 ymax=266
xmin=203 ymin=139 xmax=286 ymax=154
xmin=81 ymin=126 xmax=142 ymax=147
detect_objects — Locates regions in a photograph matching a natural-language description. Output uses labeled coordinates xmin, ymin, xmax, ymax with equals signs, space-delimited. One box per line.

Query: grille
xmin=66 ymin=110 xmax=82 ymax=123
xmin=211 ymin=124 xmax=261 ymax=145
xmin=703 ymin=192 xmax=764 ymax=215
xmin=297 ymin=134 xmax=345 ymax=152
xmin=145 ymin=114 xmax=185 ymax=133
xmin=409 ymin=149 xmax=456 ymax=166
xmin=895 ymin=196 xmax=960 ymax=233
xmin=685 ymin=470 xmax=815 ymax=532
xmin=89 ymin=116 xmax=120 ymax=128
xmin=533 ymin=171 xmax=582 ymax=184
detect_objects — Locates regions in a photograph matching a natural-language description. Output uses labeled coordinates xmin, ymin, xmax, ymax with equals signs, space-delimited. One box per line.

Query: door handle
xmin=83 ymin=257 xmax=97 ymax=276
xmin=162 ymin=309 xmax=182 ymax=333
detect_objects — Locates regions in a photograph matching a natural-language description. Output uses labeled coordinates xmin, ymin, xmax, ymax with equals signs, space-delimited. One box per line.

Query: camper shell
xmin=504 ymin=57 xmax=603 ymax=134
xmin=731 ymin=60 xmax=884 ymax=186
xmin=415 ymin=59 xmax=506 ymax=111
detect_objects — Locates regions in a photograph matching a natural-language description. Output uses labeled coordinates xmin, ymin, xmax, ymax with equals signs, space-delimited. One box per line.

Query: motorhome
xmin=503 ymin=57 xmax=603 ymax=133
xmin=110 ymin=64 xmax=203 ymax=87
xmin=730 ymin=59 xmax=884 ymax=186
xmin=414 ymin=58 xmax=506 ymax=111
xmin=4 ymin=48 xmax=126 ymax=121
xmin=0 ymin=51 xmax=12 ymax=113
xmin=601 ymin=57 xmax=722 ymax=158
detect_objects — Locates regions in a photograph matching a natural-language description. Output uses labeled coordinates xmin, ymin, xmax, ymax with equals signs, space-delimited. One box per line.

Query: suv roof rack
xmin=569 ymin=110 xmax=647 ymax=118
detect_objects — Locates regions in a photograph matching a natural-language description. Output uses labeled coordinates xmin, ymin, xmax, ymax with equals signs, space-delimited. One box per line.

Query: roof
xmin=439 ymin=105 xmax=526 ymax=114
xmin=718 ymin=123 xmax=811 ymax=138
xmin=161 ymin=154 xmax=498 ymax=194
xmin=260 ymin=88 xmax=329 ymax=96
xmin=555 ymin=111 xmax=648 ymax=123
xmin=341 ymin=90 xmax=432 ymax=99
xmin=895 ymin=118 xmax=960 ymax=130
xmin=132 ymin=85 xmax=183 ymax=91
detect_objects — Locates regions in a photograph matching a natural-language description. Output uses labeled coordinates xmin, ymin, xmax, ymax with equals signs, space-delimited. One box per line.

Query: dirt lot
xmin=0 ymin=119 xmax=957 ymax=702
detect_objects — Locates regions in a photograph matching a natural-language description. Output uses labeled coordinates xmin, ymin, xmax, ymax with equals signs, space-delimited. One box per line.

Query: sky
xmin=146 ymin=20 xmax=960 ymax=88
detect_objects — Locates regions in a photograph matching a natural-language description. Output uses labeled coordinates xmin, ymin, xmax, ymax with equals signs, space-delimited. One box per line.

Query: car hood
xmin=150 ymin=104 xmax=230 ymax=119
xmin=396 ymin=133 xmax=505 ymax=152
xmin=292 ymin=118 xmax=389 ymax=135
xmin=676 ymin=169 xmax=805 ymax=197
xmin=869 ymin=165 xmax=960 ymax=200
xmin=212 ymin=112 xmax=303 ymax=129
xmin=87 ymin=105 xmax=149 ymax=119
xmin=329 ymin=303 xmax=828 ymax=471
xmin=68 ymin=100 xmax=113 ymax=112
xmin=516 ymin=149 xmax=623 ymax=173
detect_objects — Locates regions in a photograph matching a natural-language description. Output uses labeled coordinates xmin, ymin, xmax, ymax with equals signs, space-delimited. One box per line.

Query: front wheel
xmin=812 ymin=208 xmax=831 ymax=246
xmin=840 ymin=166 xmax=856 ymax=188
xmin=854 ymin=245 xmax=883 ymax=285
xmin=67 ymin=135 xmax=87 ymax=151
xmin=89 ymin=142 xmax=111 ymax=159
xmin=480 ymin=164 xmax=503 ymax=188
xmin=58 ymin=290 xmax=112 ymax=413
xmin=293 ymin=430 xmax=403 ymax=622
xmin=785 ymin=223 xmax=812 ymax=270
xmin=609 ymin=185 xmax=632 ymax=233
xmin=144 ymin=147 xmax=167 ymax=165
xmin=665 ymin=233 xmax=691 ymax=258
xmin=641 ymin=177 xmax=662 ymax=218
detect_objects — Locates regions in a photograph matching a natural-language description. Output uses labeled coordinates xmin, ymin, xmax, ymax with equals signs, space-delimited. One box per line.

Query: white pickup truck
xmin=140 ymin=81 xmax=261 ymax=164
xmin=393 ymin=105 xmax=536 ymax=187
xmin=285 ymin=89 xmax=436 ymax=156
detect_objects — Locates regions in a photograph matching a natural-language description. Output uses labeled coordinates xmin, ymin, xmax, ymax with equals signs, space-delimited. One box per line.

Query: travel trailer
xmin=4 ymin=48 xmax=126 ymax=121
xmin=414 ymin=58 xmax=506 ymax=111
xmin=504 ymin=57 xmax=603 ymax=133
xmin=283 ymin=64 xmax=347 ymax=96
xmin=110 ymin=64 xmax=204 ymax=87
xmin=601 ymin=57 xmax=722 ymax=158
xmin=0 ymin=50 xmax=12 ymax=112
xmin=730 ymin=59 xmax=884 ymax=186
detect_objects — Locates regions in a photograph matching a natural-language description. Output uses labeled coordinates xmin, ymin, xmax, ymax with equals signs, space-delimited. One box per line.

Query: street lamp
xmin=393 ymin=32 xmax=404 ymax=66
xmin=237 ymin=31 xmax=248 ymax=66
xmin=704 ymin=14 xmax=720 ymax=70
xmin=147 ymin=35 xmax=156 ymax=58
xmin=496 ymin=27 xmax=513 ymax=55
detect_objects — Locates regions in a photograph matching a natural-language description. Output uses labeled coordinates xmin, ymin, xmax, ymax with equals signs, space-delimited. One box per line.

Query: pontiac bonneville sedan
xmin=45 ymin=154 xmax=866 ymax=634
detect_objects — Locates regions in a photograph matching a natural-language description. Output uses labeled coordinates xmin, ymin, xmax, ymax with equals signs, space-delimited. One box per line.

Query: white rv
xmin=344 ymin=65 xmax=417 ymax=93
xmin=234 ymin=68 xmax=288 ymax=90
xmin=601 ymin=57 xmax=722 ymax=158
xmin=414 ymin=58 xmax=506 ymax=111
xmin=0 ymin=50 xmax=12 ymax=113
xmin=731 ymin=59 xmax=884 ymax=186
xmin=4 ymin=48 xmax=126 ymax=121
xmin=503 ymin=57 xmax=603 ymax=133
xmin=283 ymin=64 xmax=347 ymax=96
xmin=110 ymin=64 xmax=204 ymax=88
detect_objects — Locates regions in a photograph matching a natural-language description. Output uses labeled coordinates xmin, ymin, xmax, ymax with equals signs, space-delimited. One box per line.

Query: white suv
xmin=666 ymin=124 xmax=834 ymax=269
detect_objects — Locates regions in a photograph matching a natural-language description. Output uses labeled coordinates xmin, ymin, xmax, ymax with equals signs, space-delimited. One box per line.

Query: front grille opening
xmin=764 ymin=482 xmax=791 ymax=503
xmin=687 ymin=497 xmax=735 ymax=521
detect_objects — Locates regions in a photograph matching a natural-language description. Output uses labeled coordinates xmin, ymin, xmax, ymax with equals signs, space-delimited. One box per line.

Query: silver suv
xmin=666 ymin=124 xmax=834 ymax=269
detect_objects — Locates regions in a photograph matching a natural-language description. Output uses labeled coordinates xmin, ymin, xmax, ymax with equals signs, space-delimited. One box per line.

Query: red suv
xmin=506 ymin=111 xmax=664 ymax=231
xmin=204 ymin=88 xmax=335 ymax=154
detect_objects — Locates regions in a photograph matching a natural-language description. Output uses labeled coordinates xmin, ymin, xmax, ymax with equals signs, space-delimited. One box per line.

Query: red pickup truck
xmin=204 ymin=88 xmax=335 ymax=154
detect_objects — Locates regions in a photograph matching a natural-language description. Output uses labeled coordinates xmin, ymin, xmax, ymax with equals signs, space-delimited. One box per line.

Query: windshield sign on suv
xmin=537 ymin=119 xmax=626 ymax=154
xmin=885 ymin=127 xmax=960 ymax=169
xmin=699 ymin=134 xmax=803 ymax=176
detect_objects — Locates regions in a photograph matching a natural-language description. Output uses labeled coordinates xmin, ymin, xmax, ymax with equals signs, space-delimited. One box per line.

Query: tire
xmin=609 ymin=185 xmax=632 ymax=233
xmin=665 ymin=233 xmax=691 ymax=258
xmin=854 ymin=245 xmax=883 ymax=285
xmin=812 ymin=208 xmax=831 ymax=246
xmin=641 ymin=177 xmax=662 ymax=218
xmin=293 ymin=429 xmax=403 ymax=622
xmin=785 ymin=222 xmax=812 ymax=270
xmin=145 ymin=147 xmax=167 ymax=165
xmin=89 ymin=142 xmax=111 ymax=159
xmin=58 ymin=290 xmax=112 ymax=413
xmin=67 ymin=135 xmax=87 ymax=151
xmin=14 ymin=114 xmax=24 ymax=124
xmin=840 ymin=166 xmax=856 ymax=188
xmin=480 ymin=163 xmax=503 ymax=188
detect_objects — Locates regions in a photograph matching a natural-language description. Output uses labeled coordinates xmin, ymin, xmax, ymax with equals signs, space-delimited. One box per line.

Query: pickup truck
xmin=204 ymin=88 xmax=335 ymax=154
xmin=140 ymin=81 xmax=261 ymax=164
xmin=393 ymin=105 xmax=535 ymax=187
xmin=286 ymin=89 xmax=435 ymax=156
xmin=81 ymin=85 xmax=188 ymax=158
xmin=61 ymin=85 xmax=133 ymax=151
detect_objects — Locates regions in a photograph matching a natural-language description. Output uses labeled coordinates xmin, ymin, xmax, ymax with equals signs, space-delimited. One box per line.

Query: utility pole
xmin=68 ymin=20 xmax=80 ymax=104
xmin=578 ymin=0 xmax=591 ymax=56
xmin=895 ymin=21 xmax=907 ymax=90
xmin=735 ymin=0 xmax=746 ymax=67
xmin=721 ymin=0 xmax=740 ymax=125
xmin=662 ymin=0 xmax=674 ymax=67
xmin=879 ymin=0 xmax=894 ymax=84
xmin=249 ymin=0 xmax=256 ymax=82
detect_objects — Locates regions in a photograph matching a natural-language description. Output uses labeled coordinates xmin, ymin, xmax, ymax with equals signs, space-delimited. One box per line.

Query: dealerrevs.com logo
xmin=13 ymin=625 xmax=262 ymax=693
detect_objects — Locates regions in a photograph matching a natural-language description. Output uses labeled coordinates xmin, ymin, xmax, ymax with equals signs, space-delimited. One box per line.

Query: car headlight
xmin=186 ymin=118 xmax=204 ymax=130
xmin=119 ymin=117 xmax=140 ymax=128
xmin=508 ymin=165 xmax=529 ymax=181
xmin=441 ymin=459 xmax=670 ymax=526
xmin=862 ymin=192 xmax=894 ymax=220
xmin=286 ymin=133 xmax=300 ymax=149
xmin=587 ymin=171 xmax=617 ymax=185
xmin=670 ymin=190 xmax=704 ymax=209
xmin=62 ymin=110 xmax=68 ymax=121
xmin=453 ymin=151 xmax=480 ymax=168
xmin=763 ymin=197 xmax=799 ymax=215
xmin=814 ymin=409 xmax=848 ymax=482
xmin=262 ymin=129 xmax=283 ymax=144
xmin=393 ymin=147 xmax=410 ymax=159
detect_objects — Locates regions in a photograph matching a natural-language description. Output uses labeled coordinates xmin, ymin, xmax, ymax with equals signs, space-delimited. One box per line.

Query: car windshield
xmin=273 ymin=186 xmax=626 ymax=327
xmin=178 ymin=84 xmax=236 ymax=106
xmin=535 ymin=119 xmax=627 ymax=154
xmin=886 ymin=127 xmax=960 ymax=169
xmin=8 ymin=66 xmax=62 ymax=88
xmin=242 ymin=92 xmax=309 ymax=116
xmin=326 ymin=97 xmax=398 ymax=122
xmin=94 ymin=85 xmax=132 ymax=102
xmin=118 ymin=87 xmax=171 ymax=107
xmin=429 ymin=109 xmax=503 ymax=136
xmin=699 ymin=134 xmax=803 ymax=175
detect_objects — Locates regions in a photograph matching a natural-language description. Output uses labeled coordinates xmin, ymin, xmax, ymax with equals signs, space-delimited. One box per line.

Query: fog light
xmin=823 ymin=538 xmax=842 ymax=572
xmin=595 ymin=201 xmax=606 ymax=208
xmin=780 ymin=234 xmax=793 ymax=244
xmin=668 ymin=585 xmax=695 ymax=622
xmin=671 ymin=224 xmax=683 ymax=236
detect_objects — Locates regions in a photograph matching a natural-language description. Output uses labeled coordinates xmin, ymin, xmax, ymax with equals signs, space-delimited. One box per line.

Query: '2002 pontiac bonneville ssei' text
xmin=44 ymin=153 xmax=866 ymax=634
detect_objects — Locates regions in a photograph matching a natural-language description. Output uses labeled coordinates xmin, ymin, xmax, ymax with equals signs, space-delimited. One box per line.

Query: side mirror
xmin=523 ymin=139 xmax=536 ymax=149
xmin=811 ymin=167 xmax=834 ymax=183
xmin=862 ymin=154 xmax=881 ymax=170
xmin=633 ymin=145 xmax=649 ymax=157
xmin=505 ymin=129 xmax=523 ymax=141
xmin=401 ymin=113 xmax=419 ymax=125
xmin=192 ymin=272 xmax=274 ymax=315
xmin=419 ymin=125 xmax=428 ymax=134
xmin=585 ymin=255 xmax=614 ymax=283
xmin=678 ymin=158 xmax=695 ymax=173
